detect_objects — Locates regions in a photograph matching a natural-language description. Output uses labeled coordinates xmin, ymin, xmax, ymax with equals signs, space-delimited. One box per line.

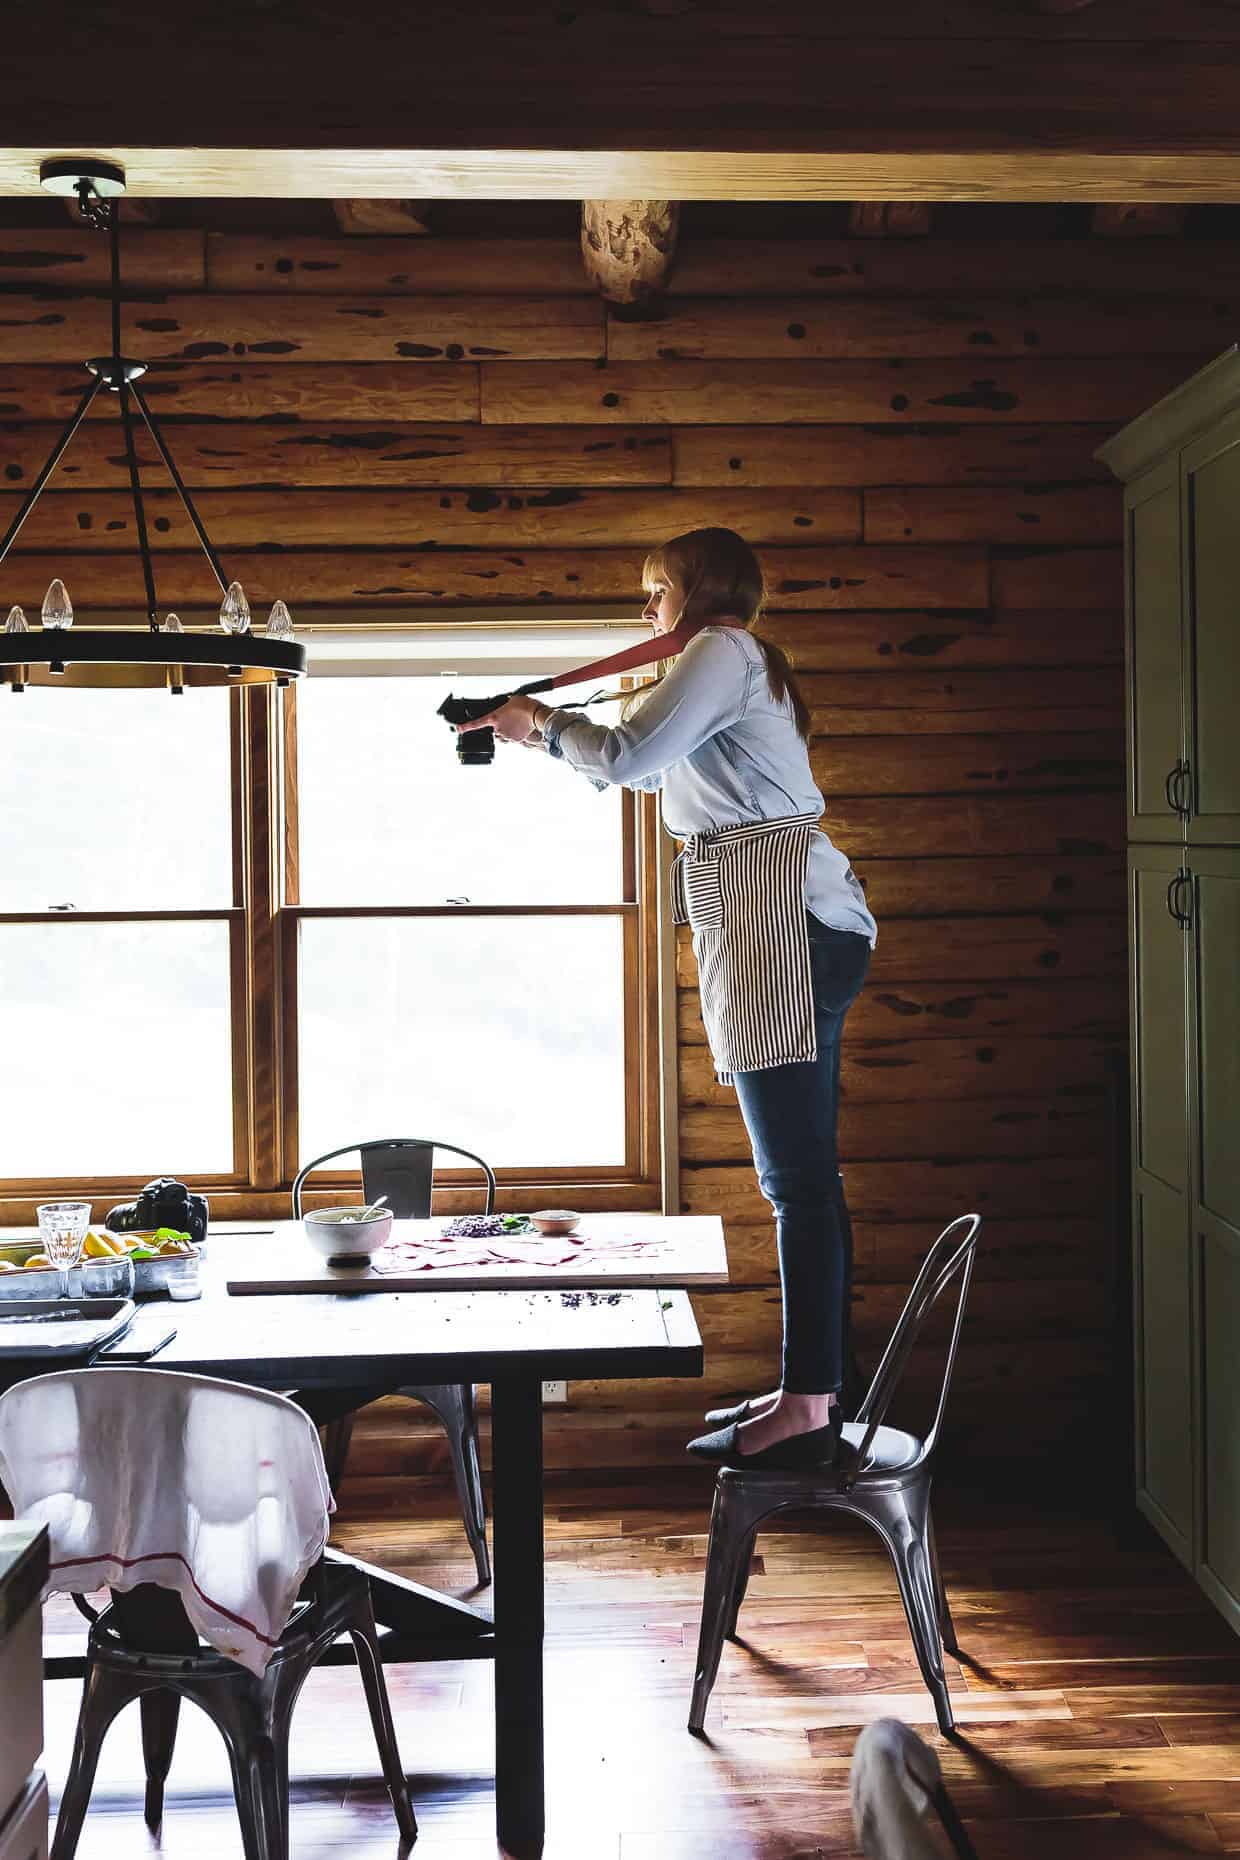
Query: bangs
xmin=641 ymin=546 xmax=672 ymax=593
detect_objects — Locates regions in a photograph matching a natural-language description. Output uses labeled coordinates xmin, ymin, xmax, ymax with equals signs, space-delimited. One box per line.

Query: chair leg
xmin=882 ymin=1486 xmax=955 ymax=1735
xmin=689 ymin=1479 xmax=770 ymax=1734
xmin=321 ymin=1413 xmax=356 ymax=1496
xmin=212 ymin=1689 xmax=290 ymax=1860
xmin=347 ymin=1587 xmax=418 ymax=1845
xmin=927 ymin=1510 xmax=959 ymax=1655
xmin=51 ymin=1662 xmax=137 ymax=1860
xmin=725 ymin=1528 xmax=759 ymax=1642
xmin=415 ymin=1383 xmax=491 ymax=1587
xmin=139 ymin=1689 xmax=182 ymax=1828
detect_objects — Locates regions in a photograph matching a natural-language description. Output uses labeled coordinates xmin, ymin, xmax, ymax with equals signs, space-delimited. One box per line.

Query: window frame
xmin=0 ymin=625 xmax=666 ymax=1222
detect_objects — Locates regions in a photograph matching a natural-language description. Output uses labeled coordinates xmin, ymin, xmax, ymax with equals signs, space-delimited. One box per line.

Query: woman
xmin=458 ymin=528 xmax=877 ymax=1469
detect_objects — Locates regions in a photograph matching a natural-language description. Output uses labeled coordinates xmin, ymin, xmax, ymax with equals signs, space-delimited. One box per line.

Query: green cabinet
xmin=1101 ymin=351 xmax=1240 ymax=1632
xmin=1129 ymin=846 xmax=1193 ymax=1561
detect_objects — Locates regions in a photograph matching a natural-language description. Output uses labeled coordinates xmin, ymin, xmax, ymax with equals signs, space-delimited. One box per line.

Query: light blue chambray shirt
xmin=542 ymin=626 xmax=877 ymax=946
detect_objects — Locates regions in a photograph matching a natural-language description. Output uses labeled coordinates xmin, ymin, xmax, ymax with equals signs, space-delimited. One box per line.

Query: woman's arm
xmin=539 ymin=630 xmax=752 ymax=786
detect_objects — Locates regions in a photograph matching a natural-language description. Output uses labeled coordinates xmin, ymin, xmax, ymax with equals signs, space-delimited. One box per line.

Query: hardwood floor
xmin=39 ymin=1467 xmax=1240 ymax=1858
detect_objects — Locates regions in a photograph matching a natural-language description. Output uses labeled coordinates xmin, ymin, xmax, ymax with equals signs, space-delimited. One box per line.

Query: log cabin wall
xmin=0 ymin=205 xmax=1229 ymax=1483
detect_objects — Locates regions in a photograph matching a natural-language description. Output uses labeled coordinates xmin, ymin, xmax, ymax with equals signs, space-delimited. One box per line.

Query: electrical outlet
xmin=541 ymin=1380 xmax=567 ymax=1404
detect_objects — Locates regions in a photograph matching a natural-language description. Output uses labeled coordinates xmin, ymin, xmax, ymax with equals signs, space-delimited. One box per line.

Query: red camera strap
xmin=520 ymin=615 xmax=750 ymax=697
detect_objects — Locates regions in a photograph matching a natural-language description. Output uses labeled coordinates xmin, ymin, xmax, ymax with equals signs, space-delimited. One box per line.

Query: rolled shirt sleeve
xmin=541 ymin=630 xmax=752 ymax=788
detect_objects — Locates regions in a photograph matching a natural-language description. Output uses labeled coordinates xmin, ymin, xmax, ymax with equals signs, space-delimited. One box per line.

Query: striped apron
xmin=669 ymin=811 xmax=820 ymax=1085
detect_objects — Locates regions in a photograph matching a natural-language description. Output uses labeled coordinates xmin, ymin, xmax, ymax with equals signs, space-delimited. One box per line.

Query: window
xmin=0 ymin=623 xmax=664 ymax=1215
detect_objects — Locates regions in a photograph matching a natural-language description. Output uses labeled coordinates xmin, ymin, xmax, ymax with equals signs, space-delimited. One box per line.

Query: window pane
xmin=297 ymin=915 xmax=627 ymax=1169
xmin=295 ymin=675 xmax=624 ymax=905
xmin=0 ymin=688 xmax=232 ymax=909
xmin=0 ymin=921 xmax=235 ymax=1179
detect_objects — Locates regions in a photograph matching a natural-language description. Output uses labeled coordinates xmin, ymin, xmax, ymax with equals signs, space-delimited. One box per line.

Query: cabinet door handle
xmin=1165 ymin=763 xmax=1180 ymax=812
xmin=1173 ymin=759 xmax=1192 ymax=819
xmin=1167 ymin=869 xmax=1193 ymax=927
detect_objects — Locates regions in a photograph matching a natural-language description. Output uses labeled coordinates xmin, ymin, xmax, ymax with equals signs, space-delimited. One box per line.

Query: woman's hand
xmin=454 ymin=694 xmax=542 ymax=744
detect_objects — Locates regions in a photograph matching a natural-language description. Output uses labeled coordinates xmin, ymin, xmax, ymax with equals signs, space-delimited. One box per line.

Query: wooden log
xmin=863 ymin=484 xmax=1120 ymax=545
xmin=673 ymin=422 xmax=1113 ymax=486
xmin=206 ymin=234 xmax=1240 ymax=300
xmin=332 ymin=199 xmax=433 ymax=236
xmin=0 ymin=228 xmax=205 ymax=289
xmin=206 ymin=234 xmax=590 ymax=295
xmin=756 ymin=610 xmax=1122 ymax=670
xmin=1091 ymin=204 xmax=1187 ymax=237
xmin=714 ymin=1214 xmax=1108 ymax=1288
xmin=677 ymin=913 xmax=1125 ymax=988
xmin=680 ymin=1034 xmax=1118 ymax=1107
xmin=678 ymin=975 xmax=1126 ymax=1046
xmin=607 ymin=294 xmax=1239 ymax=362
xmin=847 ymin=851 xmax=1125 ymax=916
xmin=0 ymin=544 xmax=986 ymax=609
xmin=680 ymin=1094 xmax=1106 ymax=1164
xmin=0 ymin=485 xmax=859 ymax=552
xmin=818 ymin=790 xmax=1124 ymax=858
xmin=580 ymin=201 xmax=679 ymax=308
xmin=847 ymin=203 xmax=932 ymax=238
xmin=680 ymin=1154 xmax=1105 ymax=1222
xmin=807 ymin=730 xmax=1125 ymax=797
xmin=480 ymin=357 xmax=1194 ymax=426
xmin=0 ymin=292 xmax=605 ymax=364
xmin=0 ymin=418 xmax=671 ymax=488
xmin=797 ymin=666 xmax=1124 ymax=736
xmin=0 ymin=364 xmax=480 ymax=423
xmin=992 ymin=547 xmax=1121 ymax=610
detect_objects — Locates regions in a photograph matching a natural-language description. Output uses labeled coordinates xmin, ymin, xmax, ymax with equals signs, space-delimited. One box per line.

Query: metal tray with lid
xmin=0 ymin=1298 xmax=135 ymax=1359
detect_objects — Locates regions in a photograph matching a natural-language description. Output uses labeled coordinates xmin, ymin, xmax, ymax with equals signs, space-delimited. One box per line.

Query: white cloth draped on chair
xmin=0 ymin=1367 xmax=333 ymax=1676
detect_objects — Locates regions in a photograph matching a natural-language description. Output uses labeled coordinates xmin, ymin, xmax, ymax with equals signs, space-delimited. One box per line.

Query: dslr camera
xmin=438 ymin=679 xmax=549 ymax=765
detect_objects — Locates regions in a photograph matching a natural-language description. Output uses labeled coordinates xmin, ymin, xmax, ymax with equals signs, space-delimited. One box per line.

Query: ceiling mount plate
xmin=39 ymin=158 xmax=127 ymax=199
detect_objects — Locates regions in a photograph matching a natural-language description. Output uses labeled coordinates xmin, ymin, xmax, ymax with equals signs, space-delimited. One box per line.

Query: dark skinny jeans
xmin=732 ymin=914 xmax=871 ymax=1396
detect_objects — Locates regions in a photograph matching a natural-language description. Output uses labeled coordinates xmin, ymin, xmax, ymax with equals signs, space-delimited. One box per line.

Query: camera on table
xmin=436 ymin=690 xmax=514 ymax=765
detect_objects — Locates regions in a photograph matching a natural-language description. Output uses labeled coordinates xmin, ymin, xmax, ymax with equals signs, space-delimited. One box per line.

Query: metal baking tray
xmin=0 ymin=1241 xmax=199 ymax=1301
xmin=0 ymin=1298 xmax=135 ymax=1358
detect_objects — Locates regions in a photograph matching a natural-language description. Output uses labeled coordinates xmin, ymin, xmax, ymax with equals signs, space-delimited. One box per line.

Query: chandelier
xmin=0 ymin=160 xmax=306 ymax=695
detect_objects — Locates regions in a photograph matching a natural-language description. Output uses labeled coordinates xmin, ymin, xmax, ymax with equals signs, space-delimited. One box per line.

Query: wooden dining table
xmin=1 ymin=1213 xmax=726 ymax=1859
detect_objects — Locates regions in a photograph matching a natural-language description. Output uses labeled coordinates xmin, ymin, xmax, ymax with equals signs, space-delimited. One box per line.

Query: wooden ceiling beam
xmin=580 ymin=201 xmax=679 ymax=309
xmin=6 ymin=150 xmax=1240 ymax=201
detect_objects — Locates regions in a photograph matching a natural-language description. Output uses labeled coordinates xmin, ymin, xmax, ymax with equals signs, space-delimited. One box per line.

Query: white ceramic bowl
xmin=302 ymin=1206 xmax=394 ymax=1262
xmin=530 ymin=1208 xmax=581 ymax=1235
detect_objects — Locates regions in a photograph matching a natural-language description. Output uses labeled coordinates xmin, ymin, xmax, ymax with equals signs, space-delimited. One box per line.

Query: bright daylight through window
xmin=0 ymin=623 xmax=653 ymax=1194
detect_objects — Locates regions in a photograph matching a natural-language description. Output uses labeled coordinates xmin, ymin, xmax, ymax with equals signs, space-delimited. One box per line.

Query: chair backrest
xmin=847 ymin=1214 xmax=981 ymax=1485
xmin=291 ymin=1137 xmax=497 ymax=1220
xmin=0 ymin=1368 xmax=333 ymax=1672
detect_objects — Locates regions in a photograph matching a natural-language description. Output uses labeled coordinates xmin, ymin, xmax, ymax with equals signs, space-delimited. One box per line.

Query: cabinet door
xmin=1184 ymin=421 xmax=1240 ymax=843
xmin=1125 ymin=460 xmax=1187 ymax=842
xmin=1190 ymin=851 xmax=1240 ymax=1626
xmin=1129 ymin=846 xmax=1194 ymax=1559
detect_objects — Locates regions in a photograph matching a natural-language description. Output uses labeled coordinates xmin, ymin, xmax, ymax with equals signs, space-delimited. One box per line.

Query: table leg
xmin=491 ymin=1373 xmax=545 ymax=1859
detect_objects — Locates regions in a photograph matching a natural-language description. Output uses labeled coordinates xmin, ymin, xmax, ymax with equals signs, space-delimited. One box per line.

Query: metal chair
xmin=689 ymin=1213 xmax=982 ymax=1738
xmin=0 ymin=1369 xmax=416 ymax=1860
xmin=292 ymin=1136 xmax=496 ymax=1586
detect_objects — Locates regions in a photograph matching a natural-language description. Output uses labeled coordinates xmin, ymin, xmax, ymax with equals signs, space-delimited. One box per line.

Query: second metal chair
xmin=689 ymin=1213 xmax=981 ymax=1737
xmin=292 ymin=1135 xmax=496 ymax=1586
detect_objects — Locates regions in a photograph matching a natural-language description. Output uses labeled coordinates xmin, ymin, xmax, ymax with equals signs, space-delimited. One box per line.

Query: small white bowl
xmin=530 ymin=1209 xmax=581 ymax=1236
xmin=302 ymin=1206 xmax=393 ymax=1263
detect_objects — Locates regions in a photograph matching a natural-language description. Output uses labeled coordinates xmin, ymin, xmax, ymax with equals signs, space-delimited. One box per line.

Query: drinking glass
xmin=36 ymin=1201 xmax=92 ymax=1300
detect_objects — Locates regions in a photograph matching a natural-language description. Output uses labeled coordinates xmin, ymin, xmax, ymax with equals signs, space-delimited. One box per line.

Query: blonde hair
xmin=640 ymin=527 xmax=810 ymax=738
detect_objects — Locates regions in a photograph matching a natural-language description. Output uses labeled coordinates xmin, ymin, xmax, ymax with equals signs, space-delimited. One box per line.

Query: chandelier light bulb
xmin=4 ymin=605 xmax=29 ymax=633
xmin=161 ymin=612 xmax=184 ymax=633
xmin=265 ymin=598 xmax=294 ymax=640
xmin=41 ymin=578 xmax=73 ymax=630
xmin=219 ymin=581 xmax=251 ymax=636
